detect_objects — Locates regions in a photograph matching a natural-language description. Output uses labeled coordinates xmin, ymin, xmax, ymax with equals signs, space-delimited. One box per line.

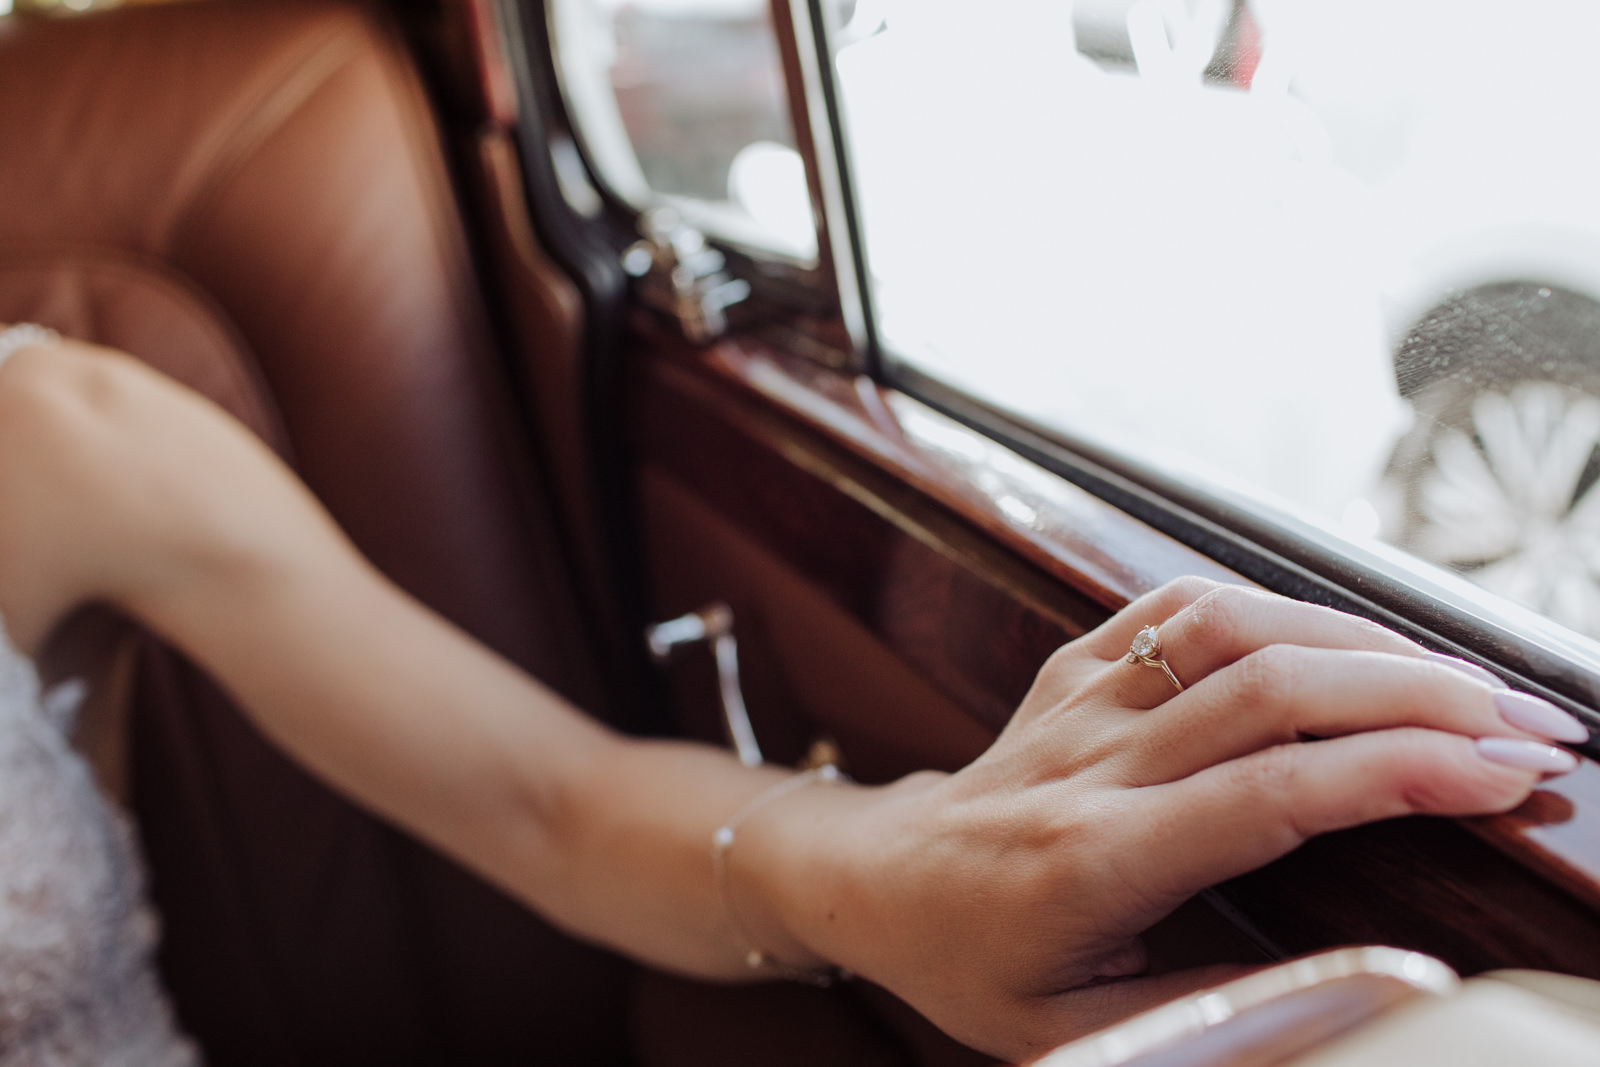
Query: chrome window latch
xmin=645 ymin=602 xmax=763 ymax=767
xmin=621 ymin=207 xmax=751 ymax=345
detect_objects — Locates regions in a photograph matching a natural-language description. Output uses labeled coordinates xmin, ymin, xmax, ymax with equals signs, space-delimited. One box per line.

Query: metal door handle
xmin=645 ymin=603 xmax=764 ymax=767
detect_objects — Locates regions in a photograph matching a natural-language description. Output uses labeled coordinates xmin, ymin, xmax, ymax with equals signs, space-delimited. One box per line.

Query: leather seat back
xmin=0 ymin=3 xmax=627 ymax=1062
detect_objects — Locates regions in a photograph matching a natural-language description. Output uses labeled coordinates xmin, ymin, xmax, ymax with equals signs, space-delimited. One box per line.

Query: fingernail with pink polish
xmin=1494 ymin=690 xmax=1590 ymax=743
xmin=1424 ymin=652 xmax=1501 ymax=687
xmin=1477 ymin=737 xmax=1579 ymax=775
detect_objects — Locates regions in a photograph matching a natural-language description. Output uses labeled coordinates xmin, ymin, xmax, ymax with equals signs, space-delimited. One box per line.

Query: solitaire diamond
xmin=1129 ymin=626 xmax=1160 ymax=659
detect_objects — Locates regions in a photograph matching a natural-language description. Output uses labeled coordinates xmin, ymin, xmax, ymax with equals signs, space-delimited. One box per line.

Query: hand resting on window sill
xmin=0 ymin=333 xmax=1582 ymax=1063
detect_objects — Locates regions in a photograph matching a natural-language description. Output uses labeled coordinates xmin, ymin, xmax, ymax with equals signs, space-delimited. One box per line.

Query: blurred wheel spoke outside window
xmin=550 ymin=0 xmax=829 ymax=262
xmin=827 ymin=0 xmax=1600 ymax=646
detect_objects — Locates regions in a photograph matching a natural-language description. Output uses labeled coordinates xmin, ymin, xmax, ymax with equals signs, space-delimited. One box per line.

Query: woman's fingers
xmin=1080 ymin=576 xmax=1241 ymax=663
xmin=1125 ymin=728 xmax=1562 ymax=901
xmin=1120 ymin=646 xmax=1588 ymax=784
xmin=1105 ymin=585 xmax=1425 ymax=709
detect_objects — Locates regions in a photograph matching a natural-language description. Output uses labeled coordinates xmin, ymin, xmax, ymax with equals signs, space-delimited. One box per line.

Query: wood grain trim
xmin=701 ymin=338 xmax=1242 ymax=606
xmin=634 ymin=333 xmax=1600 ymax=956
xmin=637 ymin=346 xmax=1089 ymax=732
xmin=1467 ymin=761 xmax=1600 ymax=913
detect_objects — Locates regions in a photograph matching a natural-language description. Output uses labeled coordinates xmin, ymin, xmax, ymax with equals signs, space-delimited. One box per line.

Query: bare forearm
xmin=128 ymin=516 xmax=860 ymax=980
xmin=0 ymin=338 xmax=920 ymax=986
xmin=129 ymin=528 xmax=588 ymax=880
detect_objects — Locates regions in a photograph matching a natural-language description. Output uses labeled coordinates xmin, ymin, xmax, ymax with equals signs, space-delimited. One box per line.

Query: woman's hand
xmin=748 ymin=578 xmax=1586 ymax=1061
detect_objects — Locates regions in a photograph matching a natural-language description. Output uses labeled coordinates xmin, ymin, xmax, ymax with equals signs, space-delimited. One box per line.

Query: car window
xmin=549 ymin=0 xmax=823 ymax=261
xmin=820 ymin=0 xmax=1600 ymax=648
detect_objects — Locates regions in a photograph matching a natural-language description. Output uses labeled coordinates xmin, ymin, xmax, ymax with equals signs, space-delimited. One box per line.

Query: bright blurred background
xmin=444 ymin=0 xmax=1600 ymax=643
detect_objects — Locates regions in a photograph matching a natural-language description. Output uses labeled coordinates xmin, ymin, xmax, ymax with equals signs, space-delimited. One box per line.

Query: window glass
xmin=551 ymin=0 xmax=820 ymax=260
xmin=829 ymin=0 xmax=1600 ymax=641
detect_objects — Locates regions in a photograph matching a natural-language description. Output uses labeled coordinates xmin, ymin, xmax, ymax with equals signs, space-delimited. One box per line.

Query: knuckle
xmin=1158 ymin=576 xmax=1222 ymax=613
xmin=1231 ymin=644 xmax=1302 ymax=710
xmin=1231 ymin=743 xmax=1303 ymax=808
xmin=1020 ymin=644 xmax=1102 ymax=724
xmin=1184 ymin=585 xmax=1257 ymax=641
xmin=1035 ymin=643 xmax=1082 ymax=690
xmin=1041 ymin=642 xmax=1078 ymax=674
xmin=1231 ymin=744 xmax=1312 ymax=839
xmin=1340 ymin=611 xmax=1414 ymax=653
xmin=1121 ymin=577 xmax=1222 ymax=632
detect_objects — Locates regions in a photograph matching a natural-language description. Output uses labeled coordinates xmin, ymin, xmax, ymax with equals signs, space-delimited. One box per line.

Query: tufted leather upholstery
xmin=0 ymin=2 xmax=628 ymax=1063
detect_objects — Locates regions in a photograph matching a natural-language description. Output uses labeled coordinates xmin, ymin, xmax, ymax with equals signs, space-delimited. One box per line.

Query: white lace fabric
xmin=0 ymin=621 xmax=200 ymax=1065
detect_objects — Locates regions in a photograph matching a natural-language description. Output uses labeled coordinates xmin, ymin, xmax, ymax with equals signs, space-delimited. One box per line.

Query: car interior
xmin=2 ymin=0 xmax=1600 ymax=1065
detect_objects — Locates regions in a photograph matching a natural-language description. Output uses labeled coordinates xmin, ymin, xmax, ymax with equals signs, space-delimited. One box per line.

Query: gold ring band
xmin=1126 ymin=625 xmax=1183 ymax=693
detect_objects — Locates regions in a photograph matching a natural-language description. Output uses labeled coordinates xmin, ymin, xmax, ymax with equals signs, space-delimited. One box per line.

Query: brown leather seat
xmin=0 ymin=2 xmax=628 ymax=1062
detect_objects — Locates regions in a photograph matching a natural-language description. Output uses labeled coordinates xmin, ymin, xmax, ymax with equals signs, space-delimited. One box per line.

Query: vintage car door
xmin=454 ymin=0 xmax=1600 ymax=1061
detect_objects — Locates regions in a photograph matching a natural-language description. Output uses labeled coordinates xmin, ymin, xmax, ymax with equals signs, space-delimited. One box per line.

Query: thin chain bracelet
xmin=711 ymin=763 xmax=851 ymax=987
xmin=0 ymin=324 xmax=60 ymax=370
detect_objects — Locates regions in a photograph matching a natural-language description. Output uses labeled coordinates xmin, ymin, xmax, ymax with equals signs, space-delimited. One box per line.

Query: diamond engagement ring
xmin=1126 ymin=625 xmax=1184 ymax=693
xmin=0 ymin=324 xmax=61 ymax=370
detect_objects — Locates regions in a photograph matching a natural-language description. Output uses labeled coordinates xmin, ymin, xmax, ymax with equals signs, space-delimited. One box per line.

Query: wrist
xmin=736 ymin=769 xmax=949 ymax=981
xmin=711 ymin=765 xmax=849 ymax=980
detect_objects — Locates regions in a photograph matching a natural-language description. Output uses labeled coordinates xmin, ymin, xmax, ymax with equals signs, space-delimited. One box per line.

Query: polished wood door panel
xmin=635 ymin=346 xmax=1100 ymax=734
xmin=627 ymin=332 xmax=1600 ymax=986
xmin=1217 ymin=814 xmax=1600 ymax=978
xmin=640 ymin=467 xmax=996 ymax=781
xmin=1475 ymin=761 xmax=1600 ymax=914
